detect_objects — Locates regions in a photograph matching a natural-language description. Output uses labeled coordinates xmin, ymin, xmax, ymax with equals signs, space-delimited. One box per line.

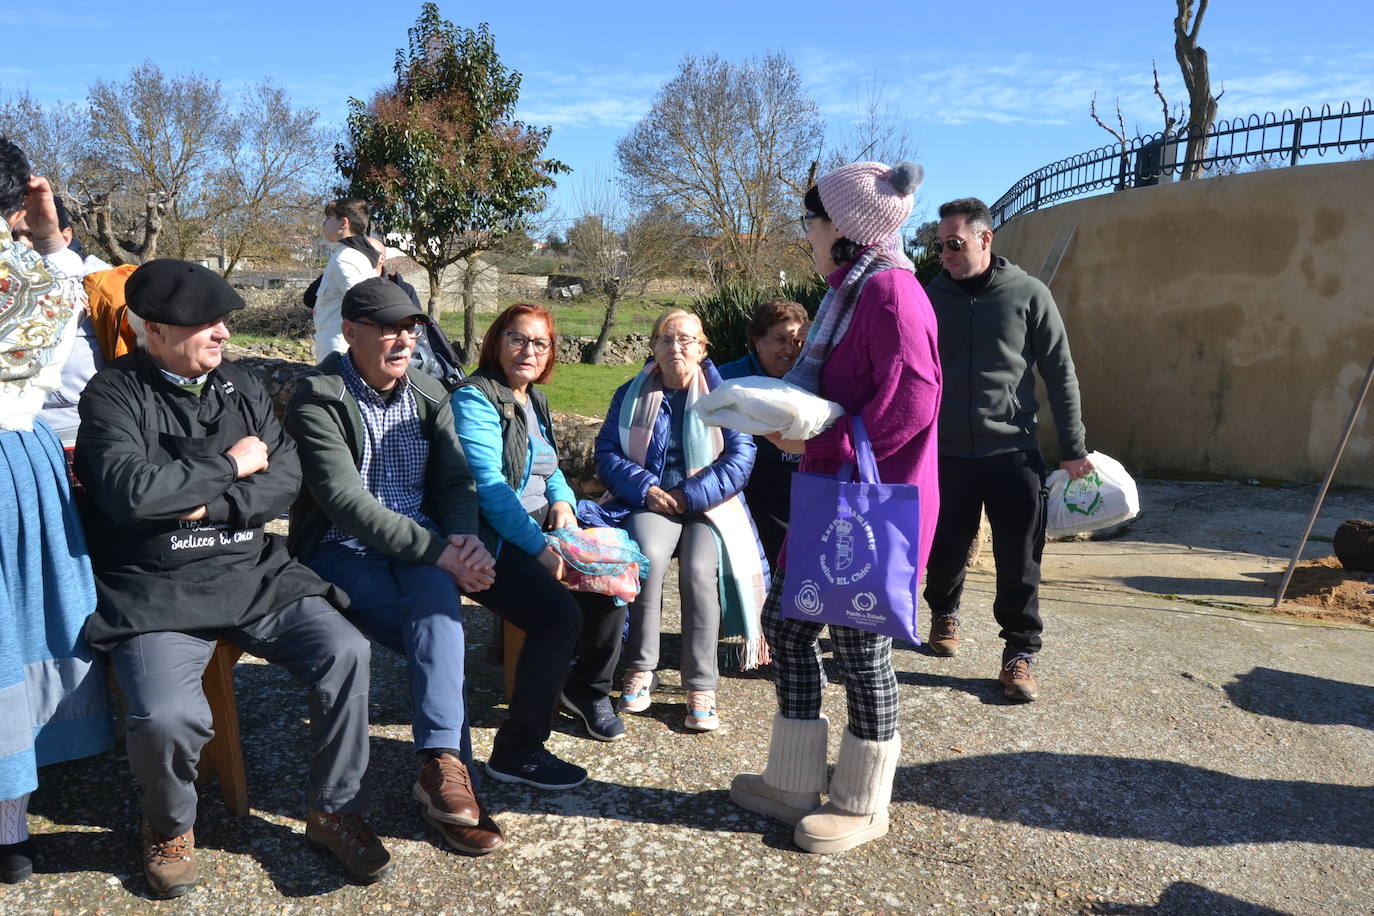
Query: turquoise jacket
xmin=451 ymin=373 xmax=576 ymax=558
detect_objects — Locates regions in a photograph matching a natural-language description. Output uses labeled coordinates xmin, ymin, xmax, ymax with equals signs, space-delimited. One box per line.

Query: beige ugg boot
xmin=793 ymin=728 xmax=900 ymax=854
xmin=730 ymin=713 xmax=829 ymax=825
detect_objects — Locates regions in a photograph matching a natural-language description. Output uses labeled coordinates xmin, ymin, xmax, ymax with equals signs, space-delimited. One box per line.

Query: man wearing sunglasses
xmin=287 ymin=278 xmax=506 ymax=856
xmin=922 ymin=198 xmax=1093 ymax=703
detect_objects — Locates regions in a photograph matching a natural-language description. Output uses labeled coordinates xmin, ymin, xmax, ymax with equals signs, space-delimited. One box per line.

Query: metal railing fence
xmin=990 ymin=99 xmax=1374 ymax=228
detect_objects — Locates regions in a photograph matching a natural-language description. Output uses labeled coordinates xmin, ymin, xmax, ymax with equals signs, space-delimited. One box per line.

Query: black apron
xmin=85 ymin=372 xmax=343 ymax=651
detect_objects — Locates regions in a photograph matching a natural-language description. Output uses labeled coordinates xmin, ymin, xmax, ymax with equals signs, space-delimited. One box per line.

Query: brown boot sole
xmin=421 ymin=809 xmax=505 ymax=856
xmin=147 ymin=877 xmax=197 ymax=900
xmin=928 ymin=642 xmax=959 ymax=657
xmin=306 ymin=836 xmax=395 ymax=884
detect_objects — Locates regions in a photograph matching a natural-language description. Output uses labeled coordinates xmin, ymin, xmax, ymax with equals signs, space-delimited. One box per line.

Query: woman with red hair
xmin=451 ymin=305 xmax=628 ymax=785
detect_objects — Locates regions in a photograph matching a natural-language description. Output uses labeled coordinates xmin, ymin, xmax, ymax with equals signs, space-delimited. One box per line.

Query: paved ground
xmin=1 ymin=481 xmax=1371 ymax=915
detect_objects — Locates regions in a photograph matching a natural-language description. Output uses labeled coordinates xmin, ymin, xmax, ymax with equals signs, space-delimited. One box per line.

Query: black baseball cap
xmin=341 ymin=277 xmax=427 ymax=327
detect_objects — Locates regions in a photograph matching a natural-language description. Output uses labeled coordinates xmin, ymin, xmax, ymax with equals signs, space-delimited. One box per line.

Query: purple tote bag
xmin=780 ymin=417 xmax=922 ymax=642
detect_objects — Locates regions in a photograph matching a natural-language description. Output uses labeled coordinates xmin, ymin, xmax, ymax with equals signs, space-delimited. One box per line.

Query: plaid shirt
xmin=322 ymin=352 xmax=433 ymax=544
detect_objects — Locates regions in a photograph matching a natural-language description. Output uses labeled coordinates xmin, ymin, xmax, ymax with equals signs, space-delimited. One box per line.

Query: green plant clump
xmin=693 ymin=277 xmax=826 ymax=365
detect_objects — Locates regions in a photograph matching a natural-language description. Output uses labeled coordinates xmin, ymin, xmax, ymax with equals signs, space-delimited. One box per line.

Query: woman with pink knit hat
xmin=730 ymin=161 xmax=941 ymax=854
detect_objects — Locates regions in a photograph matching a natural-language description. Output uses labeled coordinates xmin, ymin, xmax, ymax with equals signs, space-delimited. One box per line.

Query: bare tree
xmin=825 ymin=77 xmax=919 ymax=170
xmin=0 ymin=90 xmax=90 ymax=196
xmin=566 ymin=179 xmax=681 ymax=363
xmin=1175 ymin=0 xmax=1222 ymax=179
xmin=211 ymin=82 xmax=332 ymax=278
xmin=617 ymin=52 xmax=823 ymax=288
xmin=85 ymin=61 xmax=232 ymax=263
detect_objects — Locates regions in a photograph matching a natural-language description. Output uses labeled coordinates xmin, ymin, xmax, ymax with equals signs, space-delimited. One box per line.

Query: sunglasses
xmin=932 ymin=237 xmax=973 ymax=253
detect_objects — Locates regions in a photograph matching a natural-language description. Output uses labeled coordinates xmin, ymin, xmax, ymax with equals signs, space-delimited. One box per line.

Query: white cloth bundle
xmin=694 ymin=377 xmax=843 ymax=440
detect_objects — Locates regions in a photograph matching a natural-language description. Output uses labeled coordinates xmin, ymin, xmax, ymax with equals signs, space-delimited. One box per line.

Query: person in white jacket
xmin=313 ymin=197 xmax=383 ymax=362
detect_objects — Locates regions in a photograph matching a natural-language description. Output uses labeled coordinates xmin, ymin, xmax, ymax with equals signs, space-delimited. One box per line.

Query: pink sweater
xmin=795 ymin=265 xmax=942 ymax=572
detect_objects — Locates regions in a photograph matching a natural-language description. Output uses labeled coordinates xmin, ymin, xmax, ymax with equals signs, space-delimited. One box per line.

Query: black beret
xmin=125 ymin=259 xmax=245 ymax=326
xmin=342 ymin=276 xmax=426 ymax=327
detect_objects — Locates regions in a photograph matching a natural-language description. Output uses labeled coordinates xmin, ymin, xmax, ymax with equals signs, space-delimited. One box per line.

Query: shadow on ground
xmin=896 ymin=752 xmax=1372 ymax=848
xmin=1085 ymin=880 xmax=1296 ymax=915
xmin=1224 ymin=666 xmax=1374 ymax=729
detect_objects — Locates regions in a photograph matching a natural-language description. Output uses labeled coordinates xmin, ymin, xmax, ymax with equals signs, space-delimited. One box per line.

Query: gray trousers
xmin=108 ymin=597 xmax=371 ymax=836
xmin=624 ymin=511 xmax=722 ymax=692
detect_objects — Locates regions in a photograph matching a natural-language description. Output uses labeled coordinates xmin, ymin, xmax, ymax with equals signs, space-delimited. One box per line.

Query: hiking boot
xmin=619 ymin=670 xmax=658 ymax=714
xmin=684 ymin=690 xmax=720 ymax=732
xmin=927 ymin=615 xmax=961 ymax=657
xmin=1 ymin=839 xmax=34 ymax=884
xmin=141 ymin=823 xmax=197 ymax=899
xmin=413 ymin=753 xmax=481 ymax=826
xmin=486 ymin=748 xmax=587 ymax=790
xmin=999 ymin=655 xmax=1040 ymax=702
xmin=421 ymin=807 xmax=505 ymax=856
xmin=560 ymin=691 xmax=626 ymax=741
xmin=305 ymin=810 xmax=394 ymax=884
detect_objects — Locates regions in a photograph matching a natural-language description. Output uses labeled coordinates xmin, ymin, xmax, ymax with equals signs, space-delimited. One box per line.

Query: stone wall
xmin=993 ymin=158 xmax=1374 ymax=486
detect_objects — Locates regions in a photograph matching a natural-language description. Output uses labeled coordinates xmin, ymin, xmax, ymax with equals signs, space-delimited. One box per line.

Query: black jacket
xmin=75 ymin=349 xmax=344 ymax=650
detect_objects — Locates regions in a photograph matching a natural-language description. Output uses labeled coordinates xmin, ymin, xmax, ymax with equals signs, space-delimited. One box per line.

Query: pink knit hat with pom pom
xmin=815 ymin=160 xmax=923 ymax=245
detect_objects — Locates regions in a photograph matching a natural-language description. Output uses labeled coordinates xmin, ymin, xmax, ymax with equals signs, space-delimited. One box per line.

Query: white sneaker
xmin=619 ymin=671 xmax=658 ymax=714
xmin=684 ymin=690 xmax=720 ymax=731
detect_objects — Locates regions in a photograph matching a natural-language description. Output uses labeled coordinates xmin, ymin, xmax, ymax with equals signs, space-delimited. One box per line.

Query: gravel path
xmin=3 ymin=503 xmax=1371 ymax=914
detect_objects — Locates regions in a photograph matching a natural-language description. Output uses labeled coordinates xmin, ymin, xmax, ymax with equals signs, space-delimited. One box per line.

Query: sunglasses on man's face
xmin=932 ymin=237 xmax=973 ymax=253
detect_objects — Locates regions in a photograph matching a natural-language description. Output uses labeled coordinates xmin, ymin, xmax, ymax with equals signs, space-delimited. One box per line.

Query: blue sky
xmin=3 ymin=1 xmax=1371 ymax=233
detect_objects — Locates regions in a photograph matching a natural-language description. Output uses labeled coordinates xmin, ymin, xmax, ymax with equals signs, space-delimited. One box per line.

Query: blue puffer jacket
xmin=584 ymin=359 xmax=756 ymax=527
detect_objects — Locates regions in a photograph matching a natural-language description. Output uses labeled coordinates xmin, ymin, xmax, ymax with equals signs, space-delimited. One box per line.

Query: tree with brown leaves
xmin=337 ymin=3 xmax=567 ymax=362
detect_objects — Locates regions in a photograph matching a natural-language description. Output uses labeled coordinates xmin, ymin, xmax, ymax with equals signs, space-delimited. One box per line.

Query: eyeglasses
xmin=932 ymin=237 xmax=972 ymax=253
xmin=798 ymin=213 xmax=820 ymax=234
xmin=501 ymin=330 xmax=552 ymax=354
xmin=361 ymin=319 xmax=426 ymax=341
xmin=655 ymin=334 xmax=702 ymax=350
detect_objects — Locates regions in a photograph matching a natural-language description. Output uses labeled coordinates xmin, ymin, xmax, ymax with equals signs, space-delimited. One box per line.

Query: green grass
xmin=435 ymin=292 xmax=694 ymax=340
xmin=541 ymin=362 xmax=638 ymax=417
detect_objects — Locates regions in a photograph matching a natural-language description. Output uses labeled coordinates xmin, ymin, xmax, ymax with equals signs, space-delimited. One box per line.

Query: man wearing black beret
xmin=74 ymin=259 xmax=392 ymax=897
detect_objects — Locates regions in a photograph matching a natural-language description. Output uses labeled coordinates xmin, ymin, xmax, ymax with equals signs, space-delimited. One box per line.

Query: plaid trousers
xmin=762 ymin=574 xmax=899 ymax=741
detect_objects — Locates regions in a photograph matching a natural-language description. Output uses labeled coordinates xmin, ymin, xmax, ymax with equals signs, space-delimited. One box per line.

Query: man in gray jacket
xmin=922 ymin=198 xmax=1093 ymax=702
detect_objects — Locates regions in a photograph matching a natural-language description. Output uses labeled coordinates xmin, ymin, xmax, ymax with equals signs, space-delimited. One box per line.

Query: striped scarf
xmin=784 ymin=236 xmax=912 ymax=395
xmin=616 ymin=362 xmax=770 ymax=668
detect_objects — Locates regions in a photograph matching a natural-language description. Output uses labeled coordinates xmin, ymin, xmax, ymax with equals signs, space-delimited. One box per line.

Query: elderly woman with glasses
xmin=450 ymin=304 xmax=629 ymax=758
xmin=581 ymin=308 xmax=765 ymax=733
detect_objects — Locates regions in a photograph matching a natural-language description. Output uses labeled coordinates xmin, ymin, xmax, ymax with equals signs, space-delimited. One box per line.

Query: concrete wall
xmin=993 ymin=159 xmax=1374 ymax=486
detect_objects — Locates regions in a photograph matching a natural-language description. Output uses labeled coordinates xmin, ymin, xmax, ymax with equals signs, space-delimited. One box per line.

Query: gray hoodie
xmin=925 ymin=256 xmax=1087 ymax=460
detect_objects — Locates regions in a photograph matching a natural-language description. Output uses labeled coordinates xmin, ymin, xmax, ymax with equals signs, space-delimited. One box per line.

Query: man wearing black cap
xmin=74 ymin=259 xmax=392 ymax=897
xmin=287 ymin=277 xmax=509 ymax=857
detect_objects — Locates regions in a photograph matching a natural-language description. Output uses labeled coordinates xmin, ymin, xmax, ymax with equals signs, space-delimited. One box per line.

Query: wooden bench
xmin=197 ymin=642 xmax=249 ymax=817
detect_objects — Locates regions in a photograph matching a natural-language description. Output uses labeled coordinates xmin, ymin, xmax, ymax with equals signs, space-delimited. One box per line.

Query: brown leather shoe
xmin=421 ymin=806 xmax=505 ymax=856
xmin=927 ymin=615 xmax=961 ymax=657
xmin=141 ymin=822 xmax=197 ymax=899
xmin=305 ymin=810 xmax=394 ymax=884
xmin=999 ymin=656 xmax=1040 ymax=702
xmin=413 ymin=753 xmax=481 ymax=826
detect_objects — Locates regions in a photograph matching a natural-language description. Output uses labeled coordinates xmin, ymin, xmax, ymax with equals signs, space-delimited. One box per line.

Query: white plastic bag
xmin=1045 ymin=451 xmax=1140 ymax=537
xmin=694 ymin=377 xmax=843 ymax=440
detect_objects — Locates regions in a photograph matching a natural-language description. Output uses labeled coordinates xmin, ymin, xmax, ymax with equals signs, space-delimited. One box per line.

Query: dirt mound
xmin=1276 ymin=556 xmax=1374 ymax=626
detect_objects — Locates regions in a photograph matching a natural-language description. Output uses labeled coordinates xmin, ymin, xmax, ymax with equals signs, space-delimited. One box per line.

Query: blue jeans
xmin=309 ymin=542 xmax=472 ymax=763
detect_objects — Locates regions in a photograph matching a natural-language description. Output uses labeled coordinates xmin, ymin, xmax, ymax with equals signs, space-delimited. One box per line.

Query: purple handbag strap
xmin=836 ymin=416 xmax=881 ymax=484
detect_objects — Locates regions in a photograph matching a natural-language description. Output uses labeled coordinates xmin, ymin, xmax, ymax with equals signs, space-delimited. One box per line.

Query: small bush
xmin=231 ymin=290 xmax=314 ymax=340
xmin=693 ymin=277 xmax=826 ymax=365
